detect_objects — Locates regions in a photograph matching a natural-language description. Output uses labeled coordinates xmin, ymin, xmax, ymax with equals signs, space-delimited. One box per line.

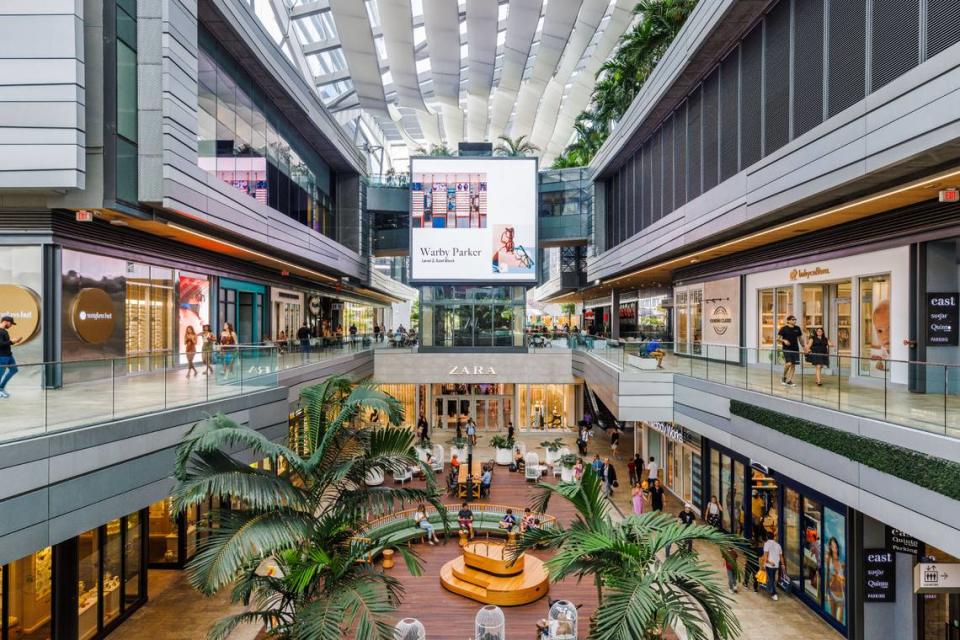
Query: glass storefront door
xmin=859 ymin=275 xmax=891 ymax=376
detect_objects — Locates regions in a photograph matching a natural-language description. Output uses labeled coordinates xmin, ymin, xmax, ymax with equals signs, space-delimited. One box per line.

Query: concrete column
xmin=610 ymin=289 xmax=620 ymax=339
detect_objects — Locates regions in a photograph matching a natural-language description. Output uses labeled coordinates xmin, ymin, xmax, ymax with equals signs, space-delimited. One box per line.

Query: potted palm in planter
xmin=490 ymin=434 xmax=515 ymax=465
xmin=541 ymin=437 xmax=565 ymax=465
xmin=559 ymin=453 xmax=578 ymax=482
xmin=414 ymin=437 xmax=432 ymax=461
xmin=447 ymin=436 xmax=468 ymax=461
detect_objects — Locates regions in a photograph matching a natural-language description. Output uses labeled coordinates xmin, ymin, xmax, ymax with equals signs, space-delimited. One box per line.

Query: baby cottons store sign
xmin=71 ymin=288 xmax=116 ymax=343
xmin=0 ymin=285 xmax=41 ymax=344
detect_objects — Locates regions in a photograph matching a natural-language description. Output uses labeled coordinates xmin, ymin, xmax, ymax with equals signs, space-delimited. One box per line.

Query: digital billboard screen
xmin=409 ymin=157 xmax=537 ymax=282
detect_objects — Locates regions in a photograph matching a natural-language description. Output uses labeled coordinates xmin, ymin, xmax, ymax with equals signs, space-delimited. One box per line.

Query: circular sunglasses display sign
xmin=0 ymin=285 xmax=41 ymax=344
xmin=71 ymin=288 xmax=116 ymax=344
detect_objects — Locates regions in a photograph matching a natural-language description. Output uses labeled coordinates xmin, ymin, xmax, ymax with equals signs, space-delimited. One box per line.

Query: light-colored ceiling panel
xmin=328 ymin=0 xmax=388 ymax=114
xmin=509 ymin=0 xmax=582 ymax=140
xmin=465 ymin=0 xmax=499 ymax=141
xmin=488 ymin=0 xmax=541 ymax=142
xmin=378 ymin=0 xmax=430 ymax=112
xmin=422 ymin=0 xmax=462 ymax=108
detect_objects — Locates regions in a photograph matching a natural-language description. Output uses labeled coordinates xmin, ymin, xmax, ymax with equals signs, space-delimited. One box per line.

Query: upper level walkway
xmin=0 ymin=338 xmax=383 ymax=443
xmin=578 ymin=339 xmax=960 ymax=441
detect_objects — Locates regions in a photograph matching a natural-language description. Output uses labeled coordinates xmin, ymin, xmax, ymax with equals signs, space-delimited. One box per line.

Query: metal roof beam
xmin=291 ymin=0 xmax=331 ymax=20
xmin=302 ymin=36 xmax=342 ymax=56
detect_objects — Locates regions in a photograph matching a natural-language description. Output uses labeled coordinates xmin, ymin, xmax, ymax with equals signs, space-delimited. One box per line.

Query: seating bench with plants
xmin=360 ymin=503 xmax=557 ymax=559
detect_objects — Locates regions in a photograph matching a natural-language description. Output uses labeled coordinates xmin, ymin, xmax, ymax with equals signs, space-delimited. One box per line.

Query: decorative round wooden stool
xmin=459 ymin=529 xmax=469 ymax=547
xmin=382 ymin=548 xmax=395 ymax=570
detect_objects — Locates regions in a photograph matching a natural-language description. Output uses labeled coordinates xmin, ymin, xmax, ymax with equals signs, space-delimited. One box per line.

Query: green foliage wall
xmin=729 ymin=400 xmax=960 ymax=502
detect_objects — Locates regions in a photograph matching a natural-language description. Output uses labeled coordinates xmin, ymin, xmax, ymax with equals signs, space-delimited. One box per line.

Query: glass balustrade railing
xmin=0 ymin=337 xmax=377 ymax=442
xmin=575 ymin=337 xmax=960 ymax=439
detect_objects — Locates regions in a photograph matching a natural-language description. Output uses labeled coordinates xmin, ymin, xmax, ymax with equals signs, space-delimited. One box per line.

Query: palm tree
xmin=494 ymin=134 xmax=540 ymax=157
xmin=555 ymin=0 xmax=696 ymax=166
xmin=514 ymin=467 xmax=745 ymax=640
xmin=172 ymin=376 xmax=444 ymax=640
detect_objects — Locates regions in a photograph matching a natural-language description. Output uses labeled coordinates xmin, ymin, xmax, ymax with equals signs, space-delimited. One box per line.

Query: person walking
xmin=778 ymin=315 xmax=805 ymax=387
xmin=219 ymin=323 xmax=238 ymax=377
xmin=806 ymin=327 xmax=832 ymax=386
xmin=631 ymin=482 xmax=645 ymax=515
xmin=0 ymin=316 xmax=23 ymax=398
xmin=724 ymin=548 xmax=740 ymax=594
xmin=633 ymin=453 xmax=645 ymax=487
xmin=609 ymin=428 xmax=620 ymax=458
xmin=647 ymin=456 xmax=659 ymax=485
xmin=183 ymin=325 xmax=199 ymax=378
xmin=601 ymin=457 xmax=618 ymax=497
xmin=705 ymin=495 xmax=723 ymax=528
xmin=466 ymin=418 xmax=477 ymax=446
xmin=591 ymin=454 xmax=604 ymax=475
xmin=416 ymin=412 xmax=429 ymax=445
xmin=573 ymin=458 xmax=584 ymax=481
xmin=373 ymin=323 xmax=381 ymax=342
xmin=761 ymin=530 xmax=786 ymax=600
xmin=678 ymin=503 xmax=697 ymax=552
xmin=297 ymin=322 xmax=311 ymax=361
xmin=200 ymin=324 xmax=216 ymax=375
xmin=507 ymin=421 xmax=515 ymax=442
xmin=649 ymin=478 xmax=665 ymax=512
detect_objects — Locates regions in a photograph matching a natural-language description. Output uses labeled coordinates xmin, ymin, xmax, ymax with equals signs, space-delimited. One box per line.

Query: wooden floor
xmin=389 ymin=465 xmax=604 ymax=639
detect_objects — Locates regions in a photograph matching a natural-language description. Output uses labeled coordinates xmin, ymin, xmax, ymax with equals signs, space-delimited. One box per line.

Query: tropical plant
xmin=171 ymin=376 xmax=445 ymax=640
xmin=513 ymin=467 xmax=745 ymax=640
xmin=489 ymin=434 xmax=514 ymax=450
xmin=417 ymin=143 xmax=455 ymax=157
xmin=494 ymin=134 xmax=539 ymax=157
xmin=560 ymin=453 xmax=579 ymax=468
xmin=540 ymin=437 xmax=565 ymax=452
xmin=446 ymin=435 xmax=469 ymax=448
xmin=553 ymin=0 xmax=696 ymax=168
xmin=560 ymin=303 xmax=577 ymax=316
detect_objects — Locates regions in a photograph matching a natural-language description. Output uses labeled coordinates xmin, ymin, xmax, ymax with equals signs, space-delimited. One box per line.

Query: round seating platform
xmin=440 ymin=540 xmax=549 ymax=606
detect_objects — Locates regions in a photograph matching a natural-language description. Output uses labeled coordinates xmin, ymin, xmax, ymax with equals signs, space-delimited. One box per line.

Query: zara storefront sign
xmin=448 ymin=365 xmax=497 ymax=375
xmin=863 ymin=549 xmax=896 ymax=602
xmin=915 ymin=563 xmax=960 ymax=594
xmin=927 ymin=292 xmax=959 ymax=346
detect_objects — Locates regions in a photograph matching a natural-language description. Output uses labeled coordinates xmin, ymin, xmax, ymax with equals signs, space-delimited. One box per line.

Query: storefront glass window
xmin=665 ymin=441 xmax=676 ymax=490
xmin=3 ymin=548 xmax=52 ymax=640
xmin=78 ymin=529 xmax=100 ymax=639
xmin=920 ymin=546 xmax=960 ymax=640
xmin=784 ymin=488 xmax=802 ymax=590
xmin=676 ymin=290 xmax=688 ymax=354
xmin=709 ymin=449 xmax=720 ymax=514
xmin=732 ymin=460 xmax=745 ymax=536
xmin=802 ymin=497 xmax=823 ymax=604
xmin=124 ymin=513 xmax=142 ymax=605
xmin=148 ymin=499 xmax=179 ymax=564
xmin=823 ymin=507 xmax=847 ymax=625
xmin=859 ymin=275 xmax=891 ymax=375
xmin=185 ymin=504 xmax=199 ymax=560
xmin=682 ymin=448 xmax=693 ymax=504
xmin=519 ymin=384 xmax=574 ymax=431
xmin=720 ymin=455 xmax=732 ymax=531
xmin=691 ymin=289 xmax=703 ymax=354
xmin=374 ymin=384 xmax=418 ymax=427
xmin=103 ymin=519 xmax=122 ymax=626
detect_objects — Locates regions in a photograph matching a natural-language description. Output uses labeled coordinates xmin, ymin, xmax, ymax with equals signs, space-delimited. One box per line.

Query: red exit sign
xmin=940 ymin=188 xmax=960 ymax=203
xmin=75 ymin=210 xmax=94 ymax=222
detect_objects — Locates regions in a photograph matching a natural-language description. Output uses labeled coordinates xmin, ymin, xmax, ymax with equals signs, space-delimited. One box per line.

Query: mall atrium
xmin=0 ymin=1 xmax=959 ymax=639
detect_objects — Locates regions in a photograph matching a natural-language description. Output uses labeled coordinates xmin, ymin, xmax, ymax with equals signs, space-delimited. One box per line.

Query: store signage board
xmin=409 ymin=157 xmax=537 ymax=283
xmin=886 ymin=527 xmax=920 ymax=555
xmin=0 ymin=285 xmax=41 ymax=344
xmin=915 ymin=563 xmax=960 ymax=594
xmin=927 ymin=293 xmax=959 ymax=346
xmin=71 ymin=288 xmax=116 ymax=344
xmin=863 ymin=549 xmax=896 ymax=602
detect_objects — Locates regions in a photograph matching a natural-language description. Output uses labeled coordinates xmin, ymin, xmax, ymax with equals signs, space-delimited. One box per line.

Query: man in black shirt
xmin=650 ymin=479 xmax=665 ymax=511
xmin=678 ymin=502 xmax=697 ymax=552
xmin=457 ymin=501 xmax=474 ymax=538
xmin=0 ymin=316 xmax=23 ymax=398
xmin=777 ymin=315 xmax=805 ymax=387
xmin=416 ymin=412 xmax=429 ymax=444
xmin=296 ymin=322 xmax=311 ymax=360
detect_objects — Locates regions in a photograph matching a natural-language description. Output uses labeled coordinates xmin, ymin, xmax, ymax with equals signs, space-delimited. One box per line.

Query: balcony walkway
xmin=0 ymin=341 xmax=379 ymax=442
xmin=581 ymin=342 xmax=960 ymax=440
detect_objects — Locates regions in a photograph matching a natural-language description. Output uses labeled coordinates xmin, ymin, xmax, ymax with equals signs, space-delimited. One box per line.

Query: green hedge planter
xmin=729 ymin=400 xmax=960 ymax=502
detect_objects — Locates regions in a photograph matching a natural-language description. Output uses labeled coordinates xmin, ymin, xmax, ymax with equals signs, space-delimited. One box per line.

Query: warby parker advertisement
xmin=410 ymin=157 xmax=537 ymax=282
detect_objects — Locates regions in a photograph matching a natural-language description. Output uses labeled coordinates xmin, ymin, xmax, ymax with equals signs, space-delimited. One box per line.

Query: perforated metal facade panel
xmin=827 ymin=0 xmax=867 ymax=117
xmin=643 ymin=140 xmax=654 ymax=229
xmin=871 ymin=0 xmax=920 ymax=91
xmin=719 ymin=50 xmax=740 ymax=181
xmin=928 ymin=0 xmax=960 ymax=58
xmin=702 ymin=70 xmax=720 ymax=191
xmin=652 ymin=128 xmax=663 ymax=223
xmin=740 ymin=23 xmax=763 ymax=169
xmin=674 ymin=101 xmax=687 ymax=209
xmin=793 ymin=0 xmax=825 ymax=137
xmin=686 ymin=86 xmax=702 ymax=200
xmin=663 ymin=113 xmax=675 ymax=214
xmin=764 ymin=0 xmax=791 ymax=154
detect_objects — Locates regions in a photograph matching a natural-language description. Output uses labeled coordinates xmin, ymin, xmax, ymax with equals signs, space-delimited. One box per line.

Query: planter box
xmin=450 ymin=446 xmax=466 ymax=461
xmin=561 ymin=466 xmax=574 ymax=482
xmin=544 ymin=449 xmax=561 ymax=465
xmin=495 ymin=448 xmax=513 ymax=465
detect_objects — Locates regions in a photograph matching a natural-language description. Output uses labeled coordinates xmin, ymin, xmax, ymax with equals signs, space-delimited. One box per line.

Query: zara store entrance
xmin=433 ymin=384 xmax=514 ymax=431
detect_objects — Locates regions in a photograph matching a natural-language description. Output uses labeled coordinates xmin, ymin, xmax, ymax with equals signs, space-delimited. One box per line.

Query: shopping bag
xmin=755 ymin=568 xmax=768 ymax=585
xmin=779 ymin=573 xmax=791 ymax=590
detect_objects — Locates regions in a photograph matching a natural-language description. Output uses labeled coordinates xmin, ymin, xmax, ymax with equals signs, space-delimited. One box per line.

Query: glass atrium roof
xmin=249 ymin=0 xmax=637 ymax=170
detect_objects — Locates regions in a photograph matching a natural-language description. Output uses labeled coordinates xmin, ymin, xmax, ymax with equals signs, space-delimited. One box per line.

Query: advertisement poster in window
xmin=410 ymin=157 xmax=537 ymax=282
xmin=178 ymin=274 xmax=210 ymax=364
xmin=823 ymin=507 xmax=847 ymax=625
